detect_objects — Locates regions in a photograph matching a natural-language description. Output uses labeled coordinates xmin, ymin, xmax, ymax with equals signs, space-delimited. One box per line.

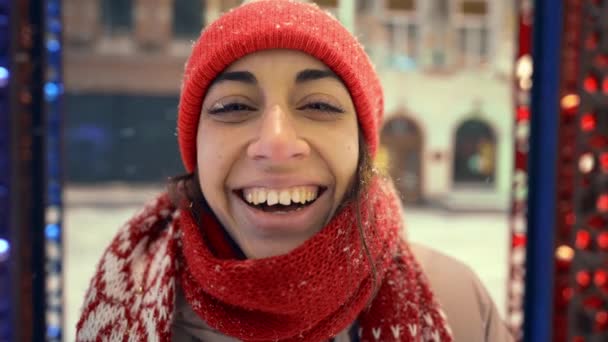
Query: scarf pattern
xmin=76 ymin=177 xmax=453 ymax=341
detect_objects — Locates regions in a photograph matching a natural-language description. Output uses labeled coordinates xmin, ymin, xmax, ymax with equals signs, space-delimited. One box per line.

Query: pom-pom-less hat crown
xmin=178 ymin=0 xmax=384 ymax=172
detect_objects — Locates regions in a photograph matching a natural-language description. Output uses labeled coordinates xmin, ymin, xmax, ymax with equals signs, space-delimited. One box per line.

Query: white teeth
xmin=302 ymin=189 xmax=310 ymax=203
xmin=242 ymin=186 xmax=320 ymax=206
xmin=279 ymin=190 xmax=291 ymax=205
xmin=267 ymin=190 xmax=279 ymax=206
xmin=257 ymin=189 xmax=267 ymax=205
xmin=306 ymin=189 xmax=316 ymax=202
xmin=291 ymin=188 xmax=301 ymax=203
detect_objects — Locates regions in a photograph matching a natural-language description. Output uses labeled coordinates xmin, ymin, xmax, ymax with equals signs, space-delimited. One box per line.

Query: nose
xmin=247 ymin=104 xmax=310 ymax=162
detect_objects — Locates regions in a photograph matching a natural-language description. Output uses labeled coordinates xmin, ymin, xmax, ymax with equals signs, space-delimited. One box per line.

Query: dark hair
xmin=167 ymin=130 xmax=379 ymax=300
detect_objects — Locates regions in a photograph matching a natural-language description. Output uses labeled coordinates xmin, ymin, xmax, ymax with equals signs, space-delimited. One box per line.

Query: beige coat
xmin=172 ymin=243 xmax=514 ymax=341
xmin=410 ymin=243 xmax=514 ymax=342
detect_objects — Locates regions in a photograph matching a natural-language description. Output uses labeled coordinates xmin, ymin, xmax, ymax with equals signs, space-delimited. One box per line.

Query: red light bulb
xmin=516 ymin=106 xmax=530 ymax=121
xmin=512 ymin=233 xmax=526 ymax=248
xmin=581 ymin=114 xmax=597 ymax=131
xmin=576 ymin=230 xmax=591 ymax=249
xmin=596 ymin=311 xmax=608 ymax=332
xmin=598 ymin=232 xmax=608 ymax=250
xmin=577 ymin=270 xmax=592 ymax=288
xmin=597 ymin=194 xmax=608 ymax=212
xmin=600 ymin=153 xmax=608 ymax=173
xmin=585 ymin=75 xmax=599 ymax=92
xmin=595 ymin=270 xmax=608 ymax=289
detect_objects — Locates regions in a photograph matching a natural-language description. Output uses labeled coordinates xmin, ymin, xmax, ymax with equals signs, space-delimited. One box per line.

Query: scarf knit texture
xmin=76 ymin=177 xmax=453 ymax=341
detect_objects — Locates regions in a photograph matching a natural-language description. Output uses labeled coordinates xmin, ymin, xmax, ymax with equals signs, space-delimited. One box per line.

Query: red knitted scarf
xmin=178 ymin=177 xmax=453 ymax=342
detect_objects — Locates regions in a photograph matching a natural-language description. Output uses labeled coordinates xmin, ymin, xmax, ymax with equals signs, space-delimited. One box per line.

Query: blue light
xmin=0 ymin=67 xmax=9 ymax=87
xmin=49 ymin=19 xmax=62 ymax=34
xmin=47 ymin=325 xmax=60 ymax=338
xmin=47 ymin=39 xmax=61 ymax=53
xmin=47 ymin=2 xmax=60 ymax=16
xmin=0 ymin=239 xmax=10 ymax=262
xmin=49 ymin=181 xmax=61 ymax=205
xmin=45 ymin=224 xmax=60 ymax=240
xmin=44 ymin=82 xmax=61 ymax=101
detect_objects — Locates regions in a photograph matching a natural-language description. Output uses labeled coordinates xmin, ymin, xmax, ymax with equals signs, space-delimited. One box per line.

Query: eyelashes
xmin=206 ymin=101 xmax=345 ymax=116
xmin=297 ymin=102 xmax=345 ymax=114
xmin=207 ymin=102 xmax=256 ymax=115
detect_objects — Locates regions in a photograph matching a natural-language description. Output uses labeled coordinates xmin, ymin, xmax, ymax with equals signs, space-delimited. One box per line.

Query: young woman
xmin=76 ymin=1 xmax=513 ymax=341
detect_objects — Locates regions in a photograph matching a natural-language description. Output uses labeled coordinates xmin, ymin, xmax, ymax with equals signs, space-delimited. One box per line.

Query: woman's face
xmin=196 ymin=49 xmax=359 ymax=259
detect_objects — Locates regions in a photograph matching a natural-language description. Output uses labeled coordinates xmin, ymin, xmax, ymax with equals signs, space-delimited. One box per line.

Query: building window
xmin=386 ymin=21 xmax=418 ymax=69
xmin=101 ymin=0 xmax=133 ymax=35
xmin=461 ymin=1 xmax=488 ymax=15
xmin=380 ymin=116 xmax=423 ymax=204
xmin=428 ymin=0 xmax=450 ymax=68
xmin=480 ymin=26 xmax=489 ymax=57
xmin=434 ymin=0 xmax=449 ymax=18
xmin=453 ymin=119 xmax=496 ymax=185
xmin=173 ymin=0 xmax=206 ymax=39
xmin=357 ymin=0 xmax=374 ymax=12
xmin=458 ymin=26 xmax=489 ymax=64
xmin=387 ymin=0 xmax=415 ymax=11
xmin=314 ymin=0 xmax=338 ymax=7
xmin=220 ymin=0 xmax=243 ymax=12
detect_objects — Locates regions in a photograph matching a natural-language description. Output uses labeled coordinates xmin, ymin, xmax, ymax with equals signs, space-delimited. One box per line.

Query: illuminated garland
xmin=507 ymin=0 xmax=534 ymax=339
xmin=0 ymin=0 xmax=12 ymax=338
xmin=552 ymin=0 xmax=608 ymax=340
xmin=44 ymin=0 xmax=63 ymax=340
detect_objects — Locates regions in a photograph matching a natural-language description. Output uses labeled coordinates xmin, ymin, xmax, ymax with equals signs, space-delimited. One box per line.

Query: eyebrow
xmin=211 ymin=71 xmax=258 ymax=86
xmin=209 ymin=68 xmax=341 ymax=87
xmin=295 ymin=69 xmax=340 ymax=83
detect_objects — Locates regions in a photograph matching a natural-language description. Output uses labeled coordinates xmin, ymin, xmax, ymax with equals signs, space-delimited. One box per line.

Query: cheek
xmin=345 ymin=142 xmax=359 ymax=181
xmin=196 ymin=125 xmax=231 ymax=200
xmin=331 ymin=136 xmax=359 ymax=194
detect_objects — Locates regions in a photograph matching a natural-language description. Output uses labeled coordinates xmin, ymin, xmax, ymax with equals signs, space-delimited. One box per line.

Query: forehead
xmin=225 ymin=49 xmax=328 ymax=73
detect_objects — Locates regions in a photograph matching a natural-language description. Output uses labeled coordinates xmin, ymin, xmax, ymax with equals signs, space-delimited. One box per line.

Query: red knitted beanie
xmin=177 ymin=0 xmax=384 ymax=172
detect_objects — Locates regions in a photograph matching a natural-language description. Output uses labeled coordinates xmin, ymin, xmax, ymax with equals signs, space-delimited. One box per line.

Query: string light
xmin=597 ymin=194 xmax=608 ymax=212
xmin=576 ymin=270 xmax=591 ymax=288
xmin=561 ymin=94 xmax=580 ymax=115
xmin=0 ymin=0 xmax=12 ymax=339
xmin=578 ymin=153 xmax=595 ymax=173
xmin=581 ymin=113 xmax=597 ymax=131
xmin=585 ymin=74 xmax=599 ymax=92
xmin=575 ymin=230 xmax=591 ymax=250
xmin=0 ymin=239 xmax=10 ymax=262
xmin=44 ymin=1 xmax=63 ymax=340
xmin=0 ymin=67 xmax=8 ymax=87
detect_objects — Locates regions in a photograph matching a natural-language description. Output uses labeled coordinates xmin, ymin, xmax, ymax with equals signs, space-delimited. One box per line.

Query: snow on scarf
xmin=76 ymin=176 xmax=452 ymax=341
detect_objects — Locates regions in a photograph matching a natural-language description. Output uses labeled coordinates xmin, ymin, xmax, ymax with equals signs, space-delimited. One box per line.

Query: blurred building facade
xmin=64 ymin=0 xmax=514 ymax=209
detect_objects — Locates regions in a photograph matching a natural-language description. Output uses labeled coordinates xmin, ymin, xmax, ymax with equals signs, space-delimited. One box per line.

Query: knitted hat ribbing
xmin=177 ymin=0 xmax=384 ymax=172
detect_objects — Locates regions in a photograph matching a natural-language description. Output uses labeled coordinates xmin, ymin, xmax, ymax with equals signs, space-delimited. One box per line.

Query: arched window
xmin=453 ymin=119 xmax=496 ymax=185
xmin=381 ymin=116 xmax=424 ymax=204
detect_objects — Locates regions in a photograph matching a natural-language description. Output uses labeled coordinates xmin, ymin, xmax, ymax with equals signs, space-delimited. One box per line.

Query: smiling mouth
xmin=235 ymin=186 xmax=327 ymax=213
